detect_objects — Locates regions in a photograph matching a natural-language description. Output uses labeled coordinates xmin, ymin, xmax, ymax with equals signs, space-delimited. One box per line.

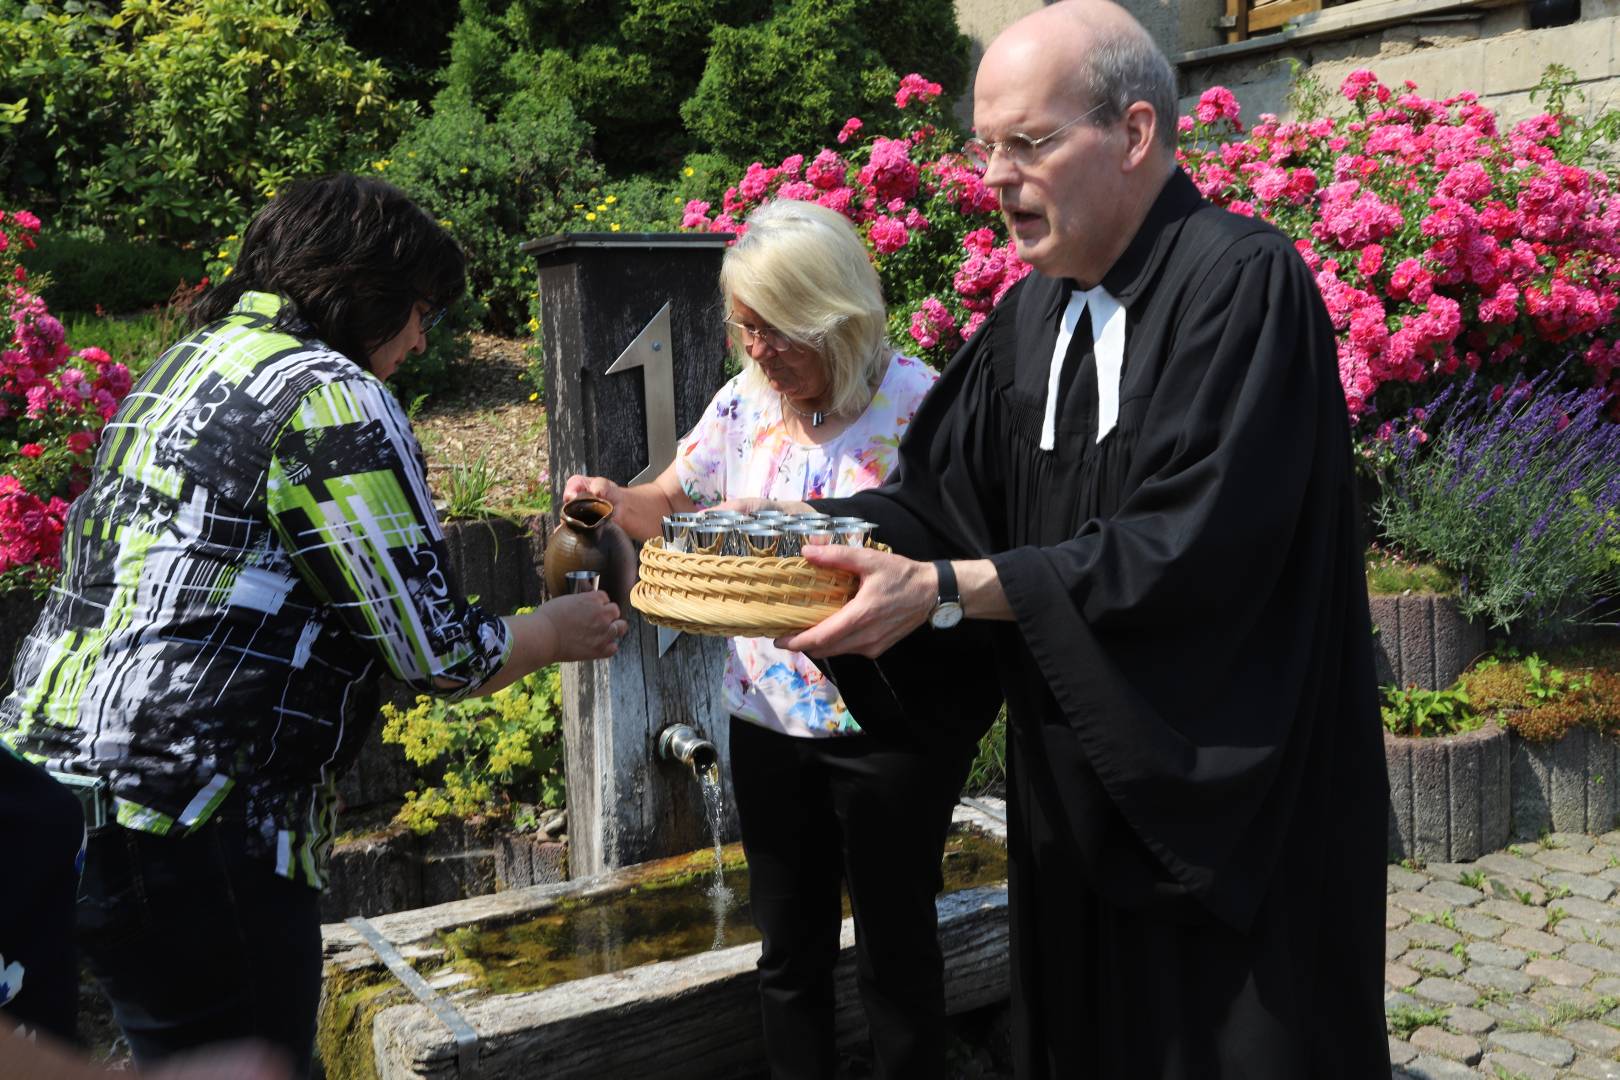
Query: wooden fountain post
xmin=521 ymin=231 xmax=737 ymax=877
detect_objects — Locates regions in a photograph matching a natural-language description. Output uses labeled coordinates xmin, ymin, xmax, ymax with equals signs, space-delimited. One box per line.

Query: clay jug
xmin=544 ymin=496 xmax=636 ymax=607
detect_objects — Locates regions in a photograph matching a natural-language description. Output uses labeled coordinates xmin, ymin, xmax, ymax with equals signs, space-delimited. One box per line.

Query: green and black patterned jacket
xmin=1 ymin=292 xmax=511 ymax=888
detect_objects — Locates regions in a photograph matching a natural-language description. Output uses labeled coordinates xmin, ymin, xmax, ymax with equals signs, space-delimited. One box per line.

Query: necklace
xmin=781 ymin=395 xmax=828 ymax=428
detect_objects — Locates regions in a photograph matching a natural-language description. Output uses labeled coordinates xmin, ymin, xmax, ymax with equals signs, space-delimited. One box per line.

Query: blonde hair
xmin=720 ymin=199 xmax=890 ymax=418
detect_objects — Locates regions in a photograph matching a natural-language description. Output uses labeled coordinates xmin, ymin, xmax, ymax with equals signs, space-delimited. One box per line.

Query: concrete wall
xmin=1177 ymin=0 xmax=1620 ymax=129
xmin=952 ymin=0 xmax=1048 ymax=120
xmin=952 ymin=0 xmax=1620 ymax=131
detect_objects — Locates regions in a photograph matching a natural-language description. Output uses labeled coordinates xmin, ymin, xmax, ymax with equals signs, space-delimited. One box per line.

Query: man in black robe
xmin=779 ymin=2 xmax=1390 ymax=1075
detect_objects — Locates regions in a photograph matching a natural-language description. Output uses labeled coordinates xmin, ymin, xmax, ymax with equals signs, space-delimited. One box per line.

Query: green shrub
xmin=441 ymin=0 xmax=774 ymax=175
xmin=22 ymin=231 xmax=205 ymax=315
xmin=1 ymin=1 xmax=403 ymax=240
xmin=381 ymin=90 xmax=605 ymax=333
xmin=683 ymin=0 xmax=887 ymax=167
xmin=380 ymin=661 xmax=566 ymax=834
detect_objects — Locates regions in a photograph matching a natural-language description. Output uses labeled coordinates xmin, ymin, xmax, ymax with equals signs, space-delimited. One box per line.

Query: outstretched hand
xmin=776 ymin=545 xmax=938 ymax=658
xmin=543 ymin=591 xmax=627 ymax=661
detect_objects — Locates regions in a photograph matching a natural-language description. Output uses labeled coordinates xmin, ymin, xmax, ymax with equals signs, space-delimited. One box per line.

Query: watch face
xmin=930 ymin=601 xmax=964 ymax=630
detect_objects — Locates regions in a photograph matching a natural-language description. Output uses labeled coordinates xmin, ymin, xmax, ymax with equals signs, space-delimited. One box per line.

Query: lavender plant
xmin=1377 ymin=372 xmax=1620 ymax=633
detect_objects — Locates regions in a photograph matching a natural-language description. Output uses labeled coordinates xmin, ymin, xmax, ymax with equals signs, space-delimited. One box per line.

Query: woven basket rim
xmin=630 ymin=536 xmax=874 ymax=636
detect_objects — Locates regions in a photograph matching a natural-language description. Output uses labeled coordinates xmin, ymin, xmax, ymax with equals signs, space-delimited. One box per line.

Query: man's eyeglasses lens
xmin=422 ymin=306 xmax=447 ymax=333
xmin=962 ymin=102 xmax=1107 ymax=169
xmin=963 ymin=135 xmax=1036 ymax=168
xmin=727 ymin=320 xmax=790 ymax=352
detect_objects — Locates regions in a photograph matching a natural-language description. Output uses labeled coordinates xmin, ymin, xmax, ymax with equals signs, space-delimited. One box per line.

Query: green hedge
xmin=23 ymin=234 xmax=205 ymax=315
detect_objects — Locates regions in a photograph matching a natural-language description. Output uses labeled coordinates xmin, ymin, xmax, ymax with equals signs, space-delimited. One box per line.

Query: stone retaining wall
xmin=1369 ymin=592 xmax=1490 ymax=693
xmin=1511 ymin=725 xmax=1620 ymax=841
xmin=1387 ymin=723 xmax=1511 ymax=864
xmin=321 ymin=818 xmax=568 ymax=922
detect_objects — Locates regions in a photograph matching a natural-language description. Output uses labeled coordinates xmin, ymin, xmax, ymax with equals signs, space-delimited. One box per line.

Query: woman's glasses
xmin=726 ymin=319 xmax=792 ymax=353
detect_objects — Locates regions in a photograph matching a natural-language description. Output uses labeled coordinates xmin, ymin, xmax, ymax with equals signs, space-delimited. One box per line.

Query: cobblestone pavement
xmin=1388 ymin=833 xmax=1620 ymax=1079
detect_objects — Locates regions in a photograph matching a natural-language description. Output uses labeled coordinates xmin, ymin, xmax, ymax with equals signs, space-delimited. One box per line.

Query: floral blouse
xmin=675 ymin=352 xmax=937 ymax=738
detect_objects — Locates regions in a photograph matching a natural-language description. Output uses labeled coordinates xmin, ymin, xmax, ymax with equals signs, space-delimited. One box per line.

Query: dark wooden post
xmin=520 ymin=232 xmax=737 ymax=877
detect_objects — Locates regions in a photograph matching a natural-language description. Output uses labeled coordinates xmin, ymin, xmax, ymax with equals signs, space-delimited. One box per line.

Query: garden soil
xmin=412 ymin=333 xmax=549 ymax=512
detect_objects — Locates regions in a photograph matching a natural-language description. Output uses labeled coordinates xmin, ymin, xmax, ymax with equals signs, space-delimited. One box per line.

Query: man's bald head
xmin=971 ymin=0 xmax=1179 ymax=283
xmin=980 ymin=1 xmax=1178 ymax=155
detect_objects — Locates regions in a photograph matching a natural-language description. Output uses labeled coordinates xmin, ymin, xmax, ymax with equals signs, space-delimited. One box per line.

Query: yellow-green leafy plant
xmin=381 ymin=660 xmax=565 ymax=834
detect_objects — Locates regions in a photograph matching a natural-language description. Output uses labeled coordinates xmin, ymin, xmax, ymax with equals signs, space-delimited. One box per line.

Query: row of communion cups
xmin=661 ymin=509 xmax=877 ymax=557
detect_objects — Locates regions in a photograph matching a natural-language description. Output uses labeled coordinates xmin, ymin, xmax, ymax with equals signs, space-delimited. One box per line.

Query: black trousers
xmin=729 ymin=717 xmax=976 ymax=1080
xmin=75 ymin=812 xmax=323 ymax=1076
xmin=0 ymin=752 xmax=85 ymax=1043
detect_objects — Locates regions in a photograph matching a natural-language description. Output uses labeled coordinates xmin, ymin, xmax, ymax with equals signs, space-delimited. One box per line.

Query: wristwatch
xmin=929 ymin=560 xmax=964 ymax=630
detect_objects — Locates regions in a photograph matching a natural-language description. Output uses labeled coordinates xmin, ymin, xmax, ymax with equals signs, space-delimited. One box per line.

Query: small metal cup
xmin=660 ymin=515 xmax=691 ymax=552
xmin=800 ymin=526 xmax=838 ymax=548
xmin=777 ymin=522 xmax=817 ymax=557
xmin=750 ymin=509 xmax=788 ymax=522
xmin=738 ymin=526 xmax=783 ymax=557
xmin=835 ymin=521 xmax=877 ymax=547
xmin=566 ymin=569 xmax=600 ymax=593
xmin=828 ymin=517 xmax=867 ymax=528
xmin=690 ymin=522 xmax=731 ymax=555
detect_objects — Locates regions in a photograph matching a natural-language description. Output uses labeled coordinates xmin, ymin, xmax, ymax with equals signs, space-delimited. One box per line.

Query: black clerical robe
xmin=816 ymin=170 xmax=1389 ymax=1077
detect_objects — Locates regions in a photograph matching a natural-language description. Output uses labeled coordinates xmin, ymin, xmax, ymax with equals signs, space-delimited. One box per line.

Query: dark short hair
xmin=191 ymin=174 xmax=465 ymax=366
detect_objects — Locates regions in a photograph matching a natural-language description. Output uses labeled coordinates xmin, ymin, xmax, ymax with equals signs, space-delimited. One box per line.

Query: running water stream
xmin=700 ymin=762 xmax=733 ymax=948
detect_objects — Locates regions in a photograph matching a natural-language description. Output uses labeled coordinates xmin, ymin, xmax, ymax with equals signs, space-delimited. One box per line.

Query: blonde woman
xmin=566 ymin=199 xmax=979 ymax=1078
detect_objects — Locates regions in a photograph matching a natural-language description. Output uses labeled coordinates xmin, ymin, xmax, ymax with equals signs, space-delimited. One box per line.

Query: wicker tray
xmin=631 ymin=537 xmax=878 ymax=637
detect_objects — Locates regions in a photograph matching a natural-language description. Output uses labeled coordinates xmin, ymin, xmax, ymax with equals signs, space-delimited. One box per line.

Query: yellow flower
xmin=527 ymin=317 xmax=539 ymax=332
xmin=438 ymin=219 xmax=453 ymax=228
xmin=528 ymin=392 xmax=539 ymax=402
xmin=605 ymin=195 xmax=616 ymax=205
xmin=610 ymin=223 xmax=621 ymax=232
xmin=217 ymin=248 xmax=230 ymax=258
xmin=683 ymin=166 xmax=695 ymax=177
xmin=595 ymin=203 xmax=607 ymax=212
xmin=585 ymin=212 xmax=597 ymax=221
xmin=226 ymin=234 xmax=239 ymax=241
xmin=459 ymin=166 xmax=468 ymax=174
xmin=406 ymin=150 xmax=416 ymax=158
xmin=573 ymin=203 xmax=584 ymax=210
xmin=223 ymin=266 xmax=233 ymax=277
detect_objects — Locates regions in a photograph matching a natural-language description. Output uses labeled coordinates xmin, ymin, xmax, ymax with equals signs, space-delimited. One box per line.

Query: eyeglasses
xmin=421 ymin=305 xmax=447 ymax=334
xmin=962 ymin=101 xmax=1108 ymax=169
xmin=726 ymin=319 xmax=792 ymax=353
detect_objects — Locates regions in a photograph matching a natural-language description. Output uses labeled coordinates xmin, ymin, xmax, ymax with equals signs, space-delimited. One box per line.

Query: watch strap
xmin=933 ymin=560 xmax=959 ymax=606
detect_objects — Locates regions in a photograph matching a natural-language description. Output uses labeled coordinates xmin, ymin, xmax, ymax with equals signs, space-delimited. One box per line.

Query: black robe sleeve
xmin=809 ymin=297 xmax=1026 ymax=752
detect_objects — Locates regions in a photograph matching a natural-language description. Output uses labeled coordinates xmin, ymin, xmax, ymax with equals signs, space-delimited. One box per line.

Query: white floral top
xmin=675 ymin=353 xmax=938 ymax=738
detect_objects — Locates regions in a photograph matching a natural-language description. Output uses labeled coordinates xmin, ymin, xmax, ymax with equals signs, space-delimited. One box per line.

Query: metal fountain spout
xmin=656 ymin=724 xmax=719 ymax=781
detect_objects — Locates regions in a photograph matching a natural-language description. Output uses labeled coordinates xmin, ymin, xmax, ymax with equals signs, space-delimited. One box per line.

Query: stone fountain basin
xmin=319 ymin=800 xmax=1009 ymax=1079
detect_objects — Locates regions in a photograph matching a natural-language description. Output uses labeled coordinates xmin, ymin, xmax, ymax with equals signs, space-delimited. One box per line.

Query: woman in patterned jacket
xmin=565 ymin=199 xmax=982 ymax=1079
xmin=0 ymin=174 xmax=626 ymax=1076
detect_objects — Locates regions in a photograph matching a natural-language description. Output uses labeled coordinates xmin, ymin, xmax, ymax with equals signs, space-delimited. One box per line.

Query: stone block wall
xmin=1175 ymin=1 xmax=1620 ymax=129
xmin=950 ymin=1 xmax=1620 ymax=131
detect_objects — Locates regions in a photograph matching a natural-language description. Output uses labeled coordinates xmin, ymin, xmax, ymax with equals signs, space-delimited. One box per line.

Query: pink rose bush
xmin=687 ymin=70 xmax=1618 ymax=436
xmin=1179 ymin=73 xmax=1619 ymax=426
xmin=682 ymin=72 xmax=1032 ymax=367
xmin=0 ymin=210 xmax=134 ymax=590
